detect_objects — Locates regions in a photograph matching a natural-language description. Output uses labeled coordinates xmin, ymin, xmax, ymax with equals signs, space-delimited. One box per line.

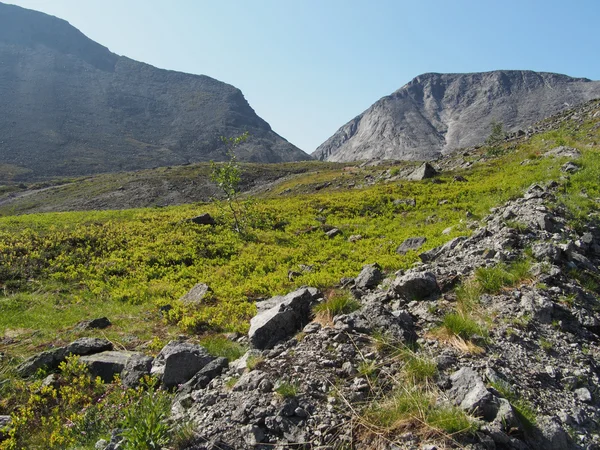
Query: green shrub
xmin=121 ymin=383 xmax=172 ymax=450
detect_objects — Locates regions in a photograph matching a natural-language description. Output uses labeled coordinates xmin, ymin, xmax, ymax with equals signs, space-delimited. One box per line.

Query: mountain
xmin=313 ymin=70 xmax=600 ymax=162
xmin=0 ymin=2 xmax=310 ymax=181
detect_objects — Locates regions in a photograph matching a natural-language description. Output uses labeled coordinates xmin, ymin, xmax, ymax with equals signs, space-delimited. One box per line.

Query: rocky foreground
xmin=10 ymin=144 xmax=599 ymax=449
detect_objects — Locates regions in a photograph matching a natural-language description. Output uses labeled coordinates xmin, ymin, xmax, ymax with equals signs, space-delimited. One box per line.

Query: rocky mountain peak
xmin=313 ymin=70 xmax=600 ymax=162
xmin=0 ymin=2 xmax=310 ymax=181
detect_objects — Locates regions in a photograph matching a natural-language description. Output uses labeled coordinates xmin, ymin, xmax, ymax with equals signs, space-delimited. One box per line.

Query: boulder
xmin=190 ymin=213 xmax=216 ymax=225
xmin=248 ymin=287 xmax=321 ymax=349
xmin=151 ymin=341 xmax=215 ymax=389
xmin=447 ymin=367 xmax=498 ymax=421
xmin=76 ymin=317 xmax=111 ymax=330
xmin=80 ymin=351 xmax=138 ymax=383
xmin=392 ymin=271 xmax=440 ymax=300
xmin=17 ymin=338 xmax=113 ymax=377
xmin=179 ymin=283 xmax=212 ymax=305
xmin=179 ymin=357 xmax=229 ymax=394
xmin=520 ymin=292 xmax=553 ymax=324
xmin=0 ymin=415 xmax=11 ymax=439
xmin=408 ymin=163 xmax=438 ymax=181
xmin=354 ymin=263 xmax=383 ymax=290
xmin=121 ymin=354 xmax=154 ymax=388
xmin=396 ymin=237 xmax=427 ymax=255
xmin=325 ymin=228 xmax=341 ymax=238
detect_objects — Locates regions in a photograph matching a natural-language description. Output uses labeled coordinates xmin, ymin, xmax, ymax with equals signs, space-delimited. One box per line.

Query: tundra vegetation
xmin=0 ymin=108 xmax=599 ymax=448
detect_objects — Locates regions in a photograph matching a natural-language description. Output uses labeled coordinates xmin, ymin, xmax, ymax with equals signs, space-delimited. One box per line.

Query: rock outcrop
xmin=166 ymin=175 xmax=600 ymax=449
xmin=313 ymin=70 xmax=600 ymax=162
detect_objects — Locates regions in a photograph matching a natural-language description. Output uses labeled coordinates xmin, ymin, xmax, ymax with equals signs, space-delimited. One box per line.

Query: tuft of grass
xmin=441 ymin=312 xmax=488 ymax=341
xmin=199 ymin=335 xmax=248 ymax=362
xmin=313 ymin=290 xmax=361 ymax=321
xmin=402 ymin=352 xmax=437 ymax=384
xmin=362 ymin=385 xmax=476 ymax=437
xmin=225 ymin=377 xmax=239 ymax=390
xmin=246 ymin=355 xmax=265 ymax=371
xmin=275 ymin=381 xmax=299 ymax=399
xmin=474 ymin=260 xmax=531 ymax=294
xmin=539 ymin=337 xmax=553 ymax=353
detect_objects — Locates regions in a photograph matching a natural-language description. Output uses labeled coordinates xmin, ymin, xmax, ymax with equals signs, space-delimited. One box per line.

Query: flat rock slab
xmin=396 ymin=237 xmax=427 ymax=255
xmin=17 ymin=337 xmax=113 ymax=377
xmin=179 ymin=283 xmax=212 ymax=305
xmin=80 ymin=351 xmax=139 ymax=383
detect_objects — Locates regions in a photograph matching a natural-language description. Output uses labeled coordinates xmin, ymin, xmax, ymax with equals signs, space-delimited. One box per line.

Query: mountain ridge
xmin=0 ymin=2 xmax=310 ymax=181
xmin=313 ymin=70 xmax=600 ymax=162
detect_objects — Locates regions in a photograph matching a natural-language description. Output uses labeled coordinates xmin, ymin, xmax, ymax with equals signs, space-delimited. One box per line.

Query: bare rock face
xmin=0 ymin=3 xmax=310 ymax=181
xmin=313 ymin=70 xmax=600 ymax=162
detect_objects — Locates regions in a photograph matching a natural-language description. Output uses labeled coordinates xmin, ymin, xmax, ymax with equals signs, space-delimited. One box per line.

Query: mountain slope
xmin=314 ymin=70 xmax=600 ymax=162
xmin=0 ymin=2 xmax=310 ymax=181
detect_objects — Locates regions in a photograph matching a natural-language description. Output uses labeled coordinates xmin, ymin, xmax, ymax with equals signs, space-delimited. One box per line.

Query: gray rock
xmin=80 ymin=351 xmax=138 ymax=383
xmin=355 ymin=263 xmax=383 ymax=290
xmin=396 ymin=236 xmax=427 ymax=255
xmin=121 ymin=354 xmax=153 ymax=388
xmin=520 ymin=292 xmax=553 ymax=323
xmin=233 ymin=370 xmax=268 ymax=391
xmin=151 ymin=341 xmax=214 ymax=389
xmin=248 ymin=287 xmax=320 ymax=349
xmin=575 ymin=387 xmax=592 ymax=403
xmin=392 ymin=271 xmax=440 ymax=300
xmin=230 ymin=349 xmax=263 ymax=374
xmin=179 ymin=357 xmax=229 ymax=393
xmin=534 ymin=416 xmax=569 ymax=450
xmin=76 ymin=317 xmax=111 ymax=330
xmin=191 ymin=213 xmax=216 ymax=225
xmin=448 ymin=367 xmax=498 ymax=421
xmin=17 ymin=337 xmax=113 ymax=377
xmin=561 ymin=161 xmax=580 ymax=173
xmin=0 ymin=415 xmax=11 ymax=438
xmin=393 ymin=198 xmax=416 ymax=207
xmin=241 ymin=424 xmax=265 ymax=445
xmin=325 ymin=228 xmax=341 ymax=238
xmin=179 ymin=283 xmax=212 ymax=305
xmin=408 ymin=163 xmax=438 ymax=180
xmin=532 ymin=243 xmax=563 ymax=263
xmin=94 ymin=439 xmax=108 ymax=450
xmin=347 ymin=234 xmax=363 ymax=242
xmin=544 ymin=146 xmax=582 ymax=159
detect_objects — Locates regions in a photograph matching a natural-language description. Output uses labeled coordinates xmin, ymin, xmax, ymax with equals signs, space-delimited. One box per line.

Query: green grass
xmin=441 ymin=312 xmax=489 ymax=341
xmin=198 ymin=335 xmax=247 ymax=362
xmin=0 ymin=108 xmax=598 ymax=360
xmin=363 ymin=386 xmax=476 ymax=436
xmin=474 ymin=259 xmax=532 ymax=294
xmin=275 ymin=381 xmax=299 ymax=398
xmin=313 ymin=290 xmax=361 ymax=319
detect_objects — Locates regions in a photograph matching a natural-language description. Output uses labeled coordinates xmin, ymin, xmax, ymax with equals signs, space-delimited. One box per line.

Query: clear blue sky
xmin=7 ymin=0 xmax=600 ymax=153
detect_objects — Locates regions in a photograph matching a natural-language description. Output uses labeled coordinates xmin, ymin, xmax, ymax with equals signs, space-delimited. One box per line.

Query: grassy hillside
xmin=0 ymin=101 xmax=599 ymax=449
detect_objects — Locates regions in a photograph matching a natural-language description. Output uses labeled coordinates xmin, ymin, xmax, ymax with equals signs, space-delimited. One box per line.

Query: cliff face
xmin=0 ymin=2 xmax=310 ymax=180
xmin=313 ymin=70 xmax=600 ymax=162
